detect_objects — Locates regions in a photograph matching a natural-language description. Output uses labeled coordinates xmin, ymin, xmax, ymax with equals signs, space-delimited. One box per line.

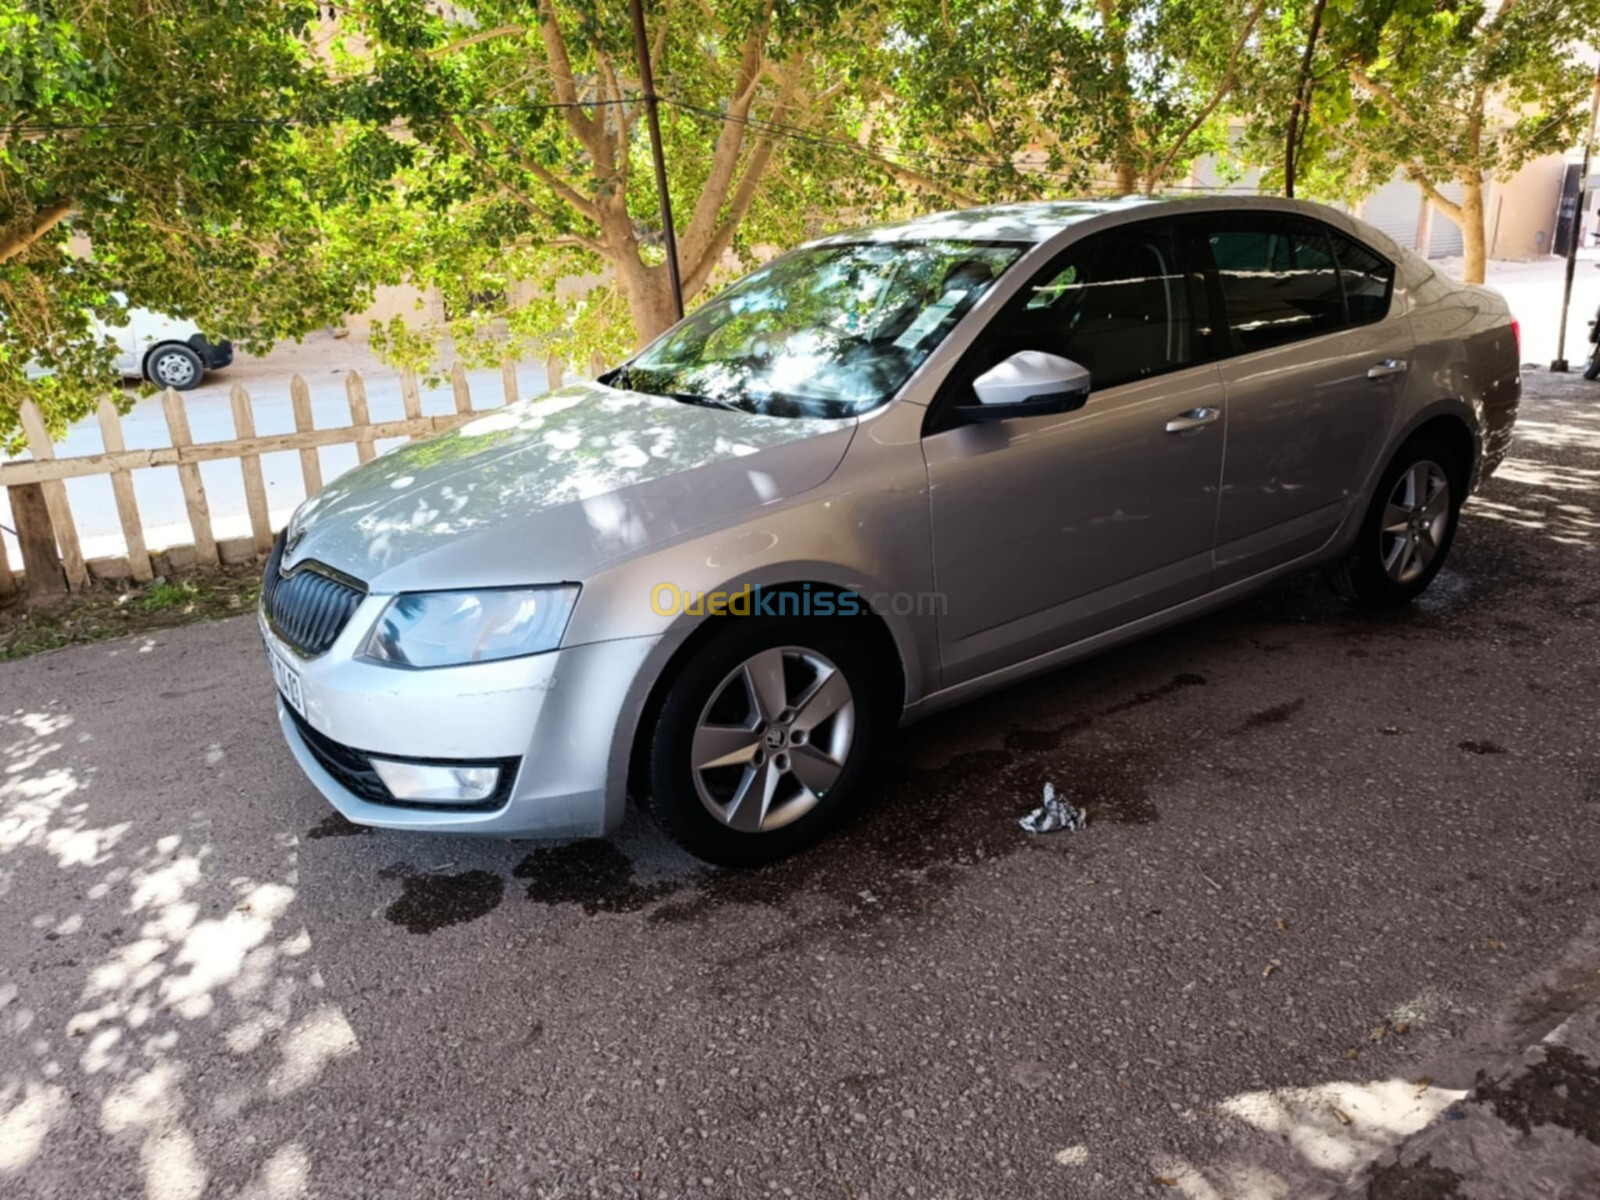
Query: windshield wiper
xmin=666 ymin=392 xmax=747 ymax=413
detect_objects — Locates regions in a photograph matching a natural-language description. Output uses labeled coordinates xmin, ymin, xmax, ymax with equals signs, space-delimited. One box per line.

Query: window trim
xmin=922 ymin=217 xmax=1215 ymax=437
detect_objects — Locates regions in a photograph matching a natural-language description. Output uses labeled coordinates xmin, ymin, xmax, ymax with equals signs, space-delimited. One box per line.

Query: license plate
xmin=267 ymin=643 xmax=306 ymax=717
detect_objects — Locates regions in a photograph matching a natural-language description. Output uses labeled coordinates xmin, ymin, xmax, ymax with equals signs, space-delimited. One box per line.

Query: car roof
xmin=813 ymin=194 xmax=1372 ymax=247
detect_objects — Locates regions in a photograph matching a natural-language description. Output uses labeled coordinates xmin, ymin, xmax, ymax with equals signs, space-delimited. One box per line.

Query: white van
xmin=94 ymin=299 xmax=233 ymax=390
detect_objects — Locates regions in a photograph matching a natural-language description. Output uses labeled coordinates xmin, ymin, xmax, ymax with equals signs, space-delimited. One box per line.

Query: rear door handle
xmin=1367 ymin=358 xmax=1408 ymax=381
xmin=1165 ymin=406 xmax=1220 ymax=433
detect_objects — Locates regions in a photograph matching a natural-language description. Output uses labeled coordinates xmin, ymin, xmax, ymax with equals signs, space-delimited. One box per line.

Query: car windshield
xmin=611 ymin=240 xmax=1025 ymax=419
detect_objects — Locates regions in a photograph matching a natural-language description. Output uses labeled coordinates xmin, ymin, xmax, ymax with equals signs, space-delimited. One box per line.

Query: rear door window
xmin=1205 ymin=216 xmax=1347 ymax=353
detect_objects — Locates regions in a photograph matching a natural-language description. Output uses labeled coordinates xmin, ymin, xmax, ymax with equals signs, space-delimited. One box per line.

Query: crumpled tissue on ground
xmin=1019 ymin=781 xmax=1087 ymax=834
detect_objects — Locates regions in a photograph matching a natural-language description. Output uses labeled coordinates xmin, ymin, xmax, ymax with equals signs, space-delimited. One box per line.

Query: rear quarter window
xmin=1327 ymin=231 xmax=1395 ymax=326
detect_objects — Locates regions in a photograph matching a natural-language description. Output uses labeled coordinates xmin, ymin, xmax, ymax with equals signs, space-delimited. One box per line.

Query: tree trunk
xmin=1283 ymin=0 xmax=1328 ymax=199
xmin=1097 ymin=0 xmax=1138 ymax=197
xmin=1459 ymin=177 xmax=1487 ymax=284
xmin=614 ymin=257 xmax=681 ymax=347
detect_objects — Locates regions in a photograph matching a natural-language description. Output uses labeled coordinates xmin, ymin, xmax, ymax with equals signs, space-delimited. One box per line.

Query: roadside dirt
xmin=0 ymin=561 xmax=262 ymax=660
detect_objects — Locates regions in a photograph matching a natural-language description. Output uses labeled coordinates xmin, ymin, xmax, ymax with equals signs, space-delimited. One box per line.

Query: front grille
xmin=262 ymin=533 xmax=366 ymax=657
xmin=285 ymin=707 xmax=518 ymax=812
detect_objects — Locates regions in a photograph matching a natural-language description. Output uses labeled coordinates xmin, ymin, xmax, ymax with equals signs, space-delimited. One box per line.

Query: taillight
xmin=1511 ymin=318 xmax=1521 ymax=355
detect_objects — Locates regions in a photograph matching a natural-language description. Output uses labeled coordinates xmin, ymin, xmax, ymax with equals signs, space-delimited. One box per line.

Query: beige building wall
xmin=345 ymin=284 xmax=447 ymax=331
xmin=1489 ymin=154 xmax=1565 ymax=260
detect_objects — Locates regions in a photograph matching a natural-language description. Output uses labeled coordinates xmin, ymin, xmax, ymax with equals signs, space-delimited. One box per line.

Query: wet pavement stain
xmin=1060 ymin=748 xmax=1162 ymax=825
xmin=1476 ymin=1044 xmax=1600 ymax=1146
xmin=514 ymin=839 xmax=678 ymax=914
xmin=1458 ymin=739 xmax=1509 ymax=756
xmin=1364 ymin=1152 xmax=1465 ymax=1200
xmin=383 ymin=867 xmax=505 ymax=934
xmin=649 ymin=746 xmax=1018 ymax=928
xmin=654 ymin=726 xmax=1167 ymax=934
xmin=1003 ymin=715 xmax=1091 ymax=753
xmin=1098 ymin=671 xmax=1206 ymax=717
xmin=502 ymin=674 xmax=1208 ymax=933
xmin=306 ymin=812 xmax=374 ymax=840
xmin=1234 ymin=696 xmax=1308 ymax=734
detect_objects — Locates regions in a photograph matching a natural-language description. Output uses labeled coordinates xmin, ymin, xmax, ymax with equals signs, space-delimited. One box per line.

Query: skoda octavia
xmin=261 ymin=197 xmax=1520 ymax=865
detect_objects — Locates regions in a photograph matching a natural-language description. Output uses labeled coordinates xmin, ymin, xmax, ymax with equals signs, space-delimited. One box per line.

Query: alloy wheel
xmin=690 ymin=646 xmax=856 ymax=833
xmin=1380 ymin=460 xmax=1450 ymax=584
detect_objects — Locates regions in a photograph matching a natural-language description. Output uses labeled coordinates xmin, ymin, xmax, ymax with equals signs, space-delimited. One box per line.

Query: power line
xmin=0 ymin=96 xmax=637 ymax=136
xmin=658 ymin=97 xmax=1224 ymax=193
xmin=663 ymin=97 xmax=1074 ymax=183
xmin=3 ymin=89 xmax=1222 ymax=194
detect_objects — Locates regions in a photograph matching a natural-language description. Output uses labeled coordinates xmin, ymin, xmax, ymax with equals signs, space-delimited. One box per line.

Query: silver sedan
xmin=261 ymin=196 xmax=1521 ymax=865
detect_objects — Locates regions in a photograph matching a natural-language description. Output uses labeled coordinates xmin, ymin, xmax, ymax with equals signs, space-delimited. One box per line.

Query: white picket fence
xmin=0 ymin=353 xmax=602 ymax=599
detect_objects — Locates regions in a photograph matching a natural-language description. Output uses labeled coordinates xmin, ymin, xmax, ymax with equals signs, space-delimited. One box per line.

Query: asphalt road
xmin=2 ymin=370 xmax=1598 ymax=1199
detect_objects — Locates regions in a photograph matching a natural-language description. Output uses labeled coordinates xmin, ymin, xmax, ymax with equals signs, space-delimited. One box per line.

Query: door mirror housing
xmin=960 ymin=351 xmax=1091 ymax=421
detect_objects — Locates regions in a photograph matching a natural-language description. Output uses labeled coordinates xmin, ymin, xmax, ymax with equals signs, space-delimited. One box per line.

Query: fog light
xmin=370 ymin=758 xmax=500 ymax=804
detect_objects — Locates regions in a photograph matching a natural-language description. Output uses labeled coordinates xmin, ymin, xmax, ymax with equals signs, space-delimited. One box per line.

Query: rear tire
xmin=1583 ymin=345 xmax=1600 ymax=381
xmin=145 ymin=344 xmax=204 ymax=391
xmin=1330 ymin=433 xmax=1466 ymax=608
xmin=646 ymin=617 xmax=890 ymax=867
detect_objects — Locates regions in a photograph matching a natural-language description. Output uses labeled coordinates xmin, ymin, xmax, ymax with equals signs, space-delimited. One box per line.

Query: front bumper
xmin=266 ymin=615 xmax=659 ymax=837
xmin=189 ymin=333 xmax=233 ymax=369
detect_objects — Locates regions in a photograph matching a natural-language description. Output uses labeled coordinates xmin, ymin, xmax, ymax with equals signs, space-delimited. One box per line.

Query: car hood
xmin=283 ymin=380 xmax=857 ymax=592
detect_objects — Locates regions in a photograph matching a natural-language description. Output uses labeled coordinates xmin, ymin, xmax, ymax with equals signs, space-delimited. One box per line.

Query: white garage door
xmin=1359 ymin=178 xmax=1466 ymax=258
xmin=1362 ymin=179 xmax=1423 ymax=250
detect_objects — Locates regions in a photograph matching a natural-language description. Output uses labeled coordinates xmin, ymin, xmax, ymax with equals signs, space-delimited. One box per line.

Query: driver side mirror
xmin=957 ymin=351 xmax=1091 ymax=421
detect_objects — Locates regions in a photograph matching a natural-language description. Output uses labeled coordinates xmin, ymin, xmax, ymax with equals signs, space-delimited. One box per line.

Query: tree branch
xmin=536 ymin=0 xmax=602 ymax=156
xmin=457 ymin=117 xmax=602 ymax=224
xmin=1410 ymin=173 xmax=1465 ymax=225
xmin=1350 ymin=66 xmax=1457 ymax=159
xmin=678 ymin=20 xmax=770 ymax=269
xmin=0 ymin=202 xmax=74 ymax=265
xmin=684 ymin=68 xmax=801 ymax=296
xmin=427 ymin=24 xmax=527 ymax=58
xmin=1146 ymin=0 xmax=1266 ymax=192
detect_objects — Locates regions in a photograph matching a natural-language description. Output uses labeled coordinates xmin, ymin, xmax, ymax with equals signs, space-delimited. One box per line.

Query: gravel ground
xmin=1 ymin=369 xmax=1597 ymax=1199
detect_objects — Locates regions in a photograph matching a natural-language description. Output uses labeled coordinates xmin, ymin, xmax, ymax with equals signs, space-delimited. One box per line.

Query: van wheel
xmin=646 ymin=618 xmax=888 ymax=867
xmin=145 ymin=344 xmax=204 ymax=390
xmin=1330 ymin=434 xmax=1465 ymax=608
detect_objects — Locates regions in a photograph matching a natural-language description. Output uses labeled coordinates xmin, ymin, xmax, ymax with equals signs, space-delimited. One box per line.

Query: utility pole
xmin=629 ymin=0 xmax=684 ymax=324
xmin=1552 ymin=57 xmax=1600 ymax=372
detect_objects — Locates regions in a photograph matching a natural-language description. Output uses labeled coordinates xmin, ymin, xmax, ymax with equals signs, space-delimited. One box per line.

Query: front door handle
xmin=1165 ymin=406 xmax=1220 ymax=433
xmin=1367 ymin=358 xmax=1408 ymax=381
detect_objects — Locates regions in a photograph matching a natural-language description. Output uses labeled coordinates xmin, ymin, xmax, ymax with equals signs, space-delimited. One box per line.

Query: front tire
xmin=145 ymin=344 xmax=205 ymax=391
xmin=646 ymin=618 xmax=890 ymax=867
xmin=1583 ymin=344 xmax=1600 ymax=381
xmin=1330 ymin=434 xmax=1465 ymax=608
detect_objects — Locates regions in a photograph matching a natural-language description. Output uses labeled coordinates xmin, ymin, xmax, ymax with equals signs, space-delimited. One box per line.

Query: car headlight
xmin=362 ymin=586 xmax=579 ymax=669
